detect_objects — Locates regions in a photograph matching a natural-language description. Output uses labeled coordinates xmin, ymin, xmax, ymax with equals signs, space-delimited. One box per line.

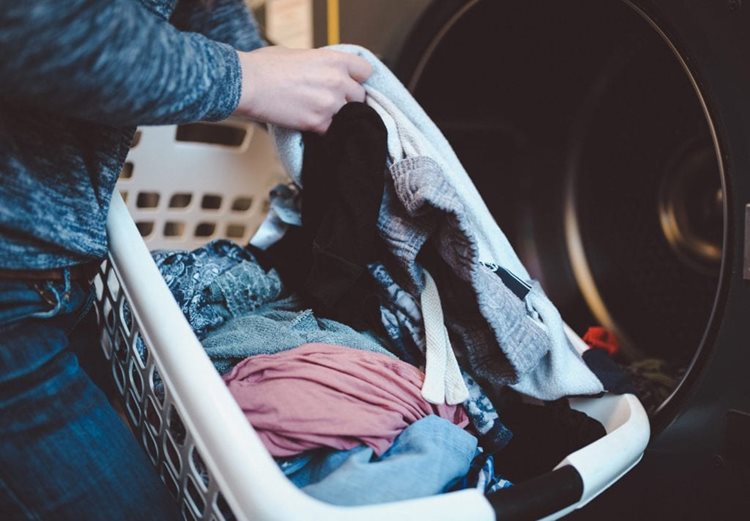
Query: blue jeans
xmin=279 ymin=415 xmax=478 ymax=506
xmin=0 ymin=273 xmax=178 ymax=520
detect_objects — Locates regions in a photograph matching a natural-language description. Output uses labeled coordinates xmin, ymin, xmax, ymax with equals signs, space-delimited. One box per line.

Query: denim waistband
xmin=0 ymin=260 xmax=102 ymax=282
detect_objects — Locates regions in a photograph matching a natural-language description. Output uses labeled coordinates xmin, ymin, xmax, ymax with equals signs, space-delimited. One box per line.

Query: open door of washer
xmin=390 ymin=0 xmax=750 ymax=517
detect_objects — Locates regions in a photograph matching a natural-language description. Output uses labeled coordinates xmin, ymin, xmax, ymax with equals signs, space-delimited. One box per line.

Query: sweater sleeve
xmin=0 ymin=0 xmax=243 ymax=126
xmin=171 ymin=0 xmax=266 ymax=52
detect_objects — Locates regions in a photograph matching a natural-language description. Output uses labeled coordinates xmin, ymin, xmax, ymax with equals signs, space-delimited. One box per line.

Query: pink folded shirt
xmin=223 ymin=342 xmax=469 ymax=457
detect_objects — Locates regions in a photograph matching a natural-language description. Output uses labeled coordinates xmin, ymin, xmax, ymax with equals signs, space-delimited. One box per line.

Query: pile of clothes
xmin=152 ymin=45 xmax=629 ymax=506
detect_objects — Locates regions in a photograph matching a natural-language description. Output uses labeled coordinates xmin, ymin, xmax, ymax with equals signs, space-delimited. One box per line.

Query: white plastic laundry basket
xmin=93 ymin=121 xmax=650 ymax=521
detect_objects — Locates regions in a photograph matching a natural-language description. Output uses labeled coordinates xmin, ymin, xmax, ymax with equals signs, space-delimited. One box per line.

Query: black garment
xmin=583 ymin=348 xmax=637 ymax=395
xmin=266 ymin=102 xmax=388 ymax=329
xmin=492 ymin=398 xmax=607 ymax=483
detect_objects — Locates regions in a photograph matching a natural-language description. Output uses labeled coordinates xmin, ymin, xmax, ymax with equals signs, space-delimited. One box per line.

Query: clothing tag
xmin=480 ymin=262 xmax=532 ymax=299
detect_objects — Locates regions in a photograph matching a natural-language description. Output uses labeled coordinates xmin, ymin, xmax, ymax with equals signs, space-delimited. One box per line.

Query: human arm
xmin=0 ymin=0 xmax=372 ymax=132
xmin=0 ymin=0 xmax=244 ymax=126
xmin=165 ymin=0 xmax=374 ymax=132
xmin=170 ymin=0 xmax=265 ymax=52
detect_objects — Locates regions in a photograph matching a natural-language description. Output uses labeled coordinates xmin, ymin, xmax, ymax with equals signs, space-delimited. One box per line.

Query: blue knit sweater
xmin=0 ymin=0 xmax=264 ymax=269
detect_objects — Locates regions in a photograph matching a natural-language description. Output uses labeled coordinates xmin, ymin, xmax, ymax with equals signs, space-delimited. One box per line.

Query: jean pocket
xmin=0 ymin=279 xmax=66 ymax=330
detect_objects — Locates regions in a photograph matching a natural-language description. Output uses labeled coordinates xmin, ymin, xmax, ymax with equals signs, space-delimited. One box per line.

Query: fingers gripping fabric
xmin=420 ymin=270 xmax=470 ymax=405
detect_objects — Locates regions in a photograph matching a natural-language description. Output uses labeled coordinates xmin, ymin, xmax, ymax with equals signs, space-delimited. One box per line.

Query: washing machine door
xmin=394 ymin=0 xmax=750 ymax=517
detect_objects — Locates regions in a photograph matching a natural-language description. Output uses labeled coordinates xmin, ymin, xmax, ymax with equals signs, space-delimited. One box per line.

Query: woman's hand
xmin=235 ymin=46 xmax=372 ymax=133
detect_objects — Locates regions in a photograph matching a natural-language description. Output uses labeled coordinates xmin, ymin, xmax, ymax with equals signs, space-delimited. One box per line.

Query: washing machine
xmin=319 ymin=0 xmax=750 ymax=518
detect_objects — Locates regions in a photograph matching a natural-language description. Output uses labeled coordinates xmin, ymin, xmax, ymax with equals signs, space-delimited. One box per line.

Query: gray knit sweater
xmin=0 ymin=0 xmax=264 ymax=269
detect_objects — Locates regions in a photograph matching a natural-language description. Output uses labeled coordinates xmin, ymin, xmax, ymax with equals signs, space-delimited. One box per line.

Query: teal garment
xmin=0 ymin=0 xmax=264 ymax=269
xmin=202 ymin=299 xmax=396 ymax=375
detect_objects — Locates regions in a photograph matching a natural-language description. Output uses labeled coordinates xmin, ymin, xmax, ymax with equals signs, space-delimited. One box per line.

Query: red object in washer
xmin=582 ymin=326 xmax=620 ymax=356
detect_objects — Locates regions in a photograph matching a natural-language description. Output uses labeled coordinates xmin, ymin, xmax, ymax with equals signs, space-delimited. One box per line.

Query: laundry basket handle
xmin=487 ymin=465 xmax=583 ymax=520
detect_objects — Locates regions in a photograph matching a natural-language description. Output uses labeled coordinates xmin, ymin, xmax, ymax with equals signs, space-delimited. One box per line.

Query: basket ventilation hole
xmin=136 ymin=192 xmax=160 ymax=208
xmin=112 ymin=362 xmax=126 ymax=394
xmin=161 ymin=465 xmax=179 ymax=499
xmin=137 ymin=338 xmax=150 ymax=369
xmin=190 ymin=447 xmax=210 ymax=488
xmin=120 ymin=191 xmax=128 ymax=203
xmin=120 ymin=162 xmax=134 ymax=179
xmin=226 ymin=224 xmax=246 ymax=239
xmin=165 ymin=436 xmax=182 ymax=475
xmin=231 ymin=196 xmax=253 ymax=212
xmin=216 ymin=493 xmax=232 ymax=519
xmin=103 ymin=298 xmax=114 ymax=330
xmin=125 ymin=391 xmax=140 ymax=424
xmin=195 ymin=222 xmax=216 ymax=238
xmin=169 ymin=193 xmax=193 ymax=208
xmin=164 ymin=222 xmax=185 ymax=237
xmin=145 ymin=396 xmax=162 ymax=434
xmin=201 ymin=194 xmax=222 ymax=210
xmin=114 ymin=331 xmax=128 ymax=362
xmin=117 ymin=299 xmax=131 ymax=338
xmin=182 ymin=504 xmax=199 ymax=521
xmin=186 ymin=476 xmax=206 ymax=514
xmin=130 ymin=362 xmax=144 ymax=398
xmin=136 ymin=222 xmax=154 ymax=237
xmin=143 ymin=429 xmax=159 ymax=465
xmin=175 ymin=123 xmax=247 ymax=147
xmin=131 ymin=130 xmax=142 ymax=148
xmin=167 ymin=406 xmax=187 ymax=445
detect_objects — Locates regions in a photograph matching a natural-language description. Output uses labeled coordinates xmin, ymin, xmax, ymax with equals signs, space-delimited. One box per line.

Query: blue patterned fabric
xmin=462 ymin=372 xmax=514 ymax=452
xmin=152 ymin=240 xmax=284 ymax=339
xmin=368 ymin=263 xmax=425 ymax=366
xmin=448 ymin=448 xmax=513 ymax=495
xmin=473 ymin=451 xmax=514 ymax=494
xmin=369 ymin=262 xmax=513 ymax=452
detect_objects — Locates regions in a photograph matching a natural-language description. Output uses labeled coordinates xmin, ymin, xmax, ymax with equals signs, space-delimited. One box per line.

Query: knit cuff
xmin=201 ymin=41 xmax=243 ymax=122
